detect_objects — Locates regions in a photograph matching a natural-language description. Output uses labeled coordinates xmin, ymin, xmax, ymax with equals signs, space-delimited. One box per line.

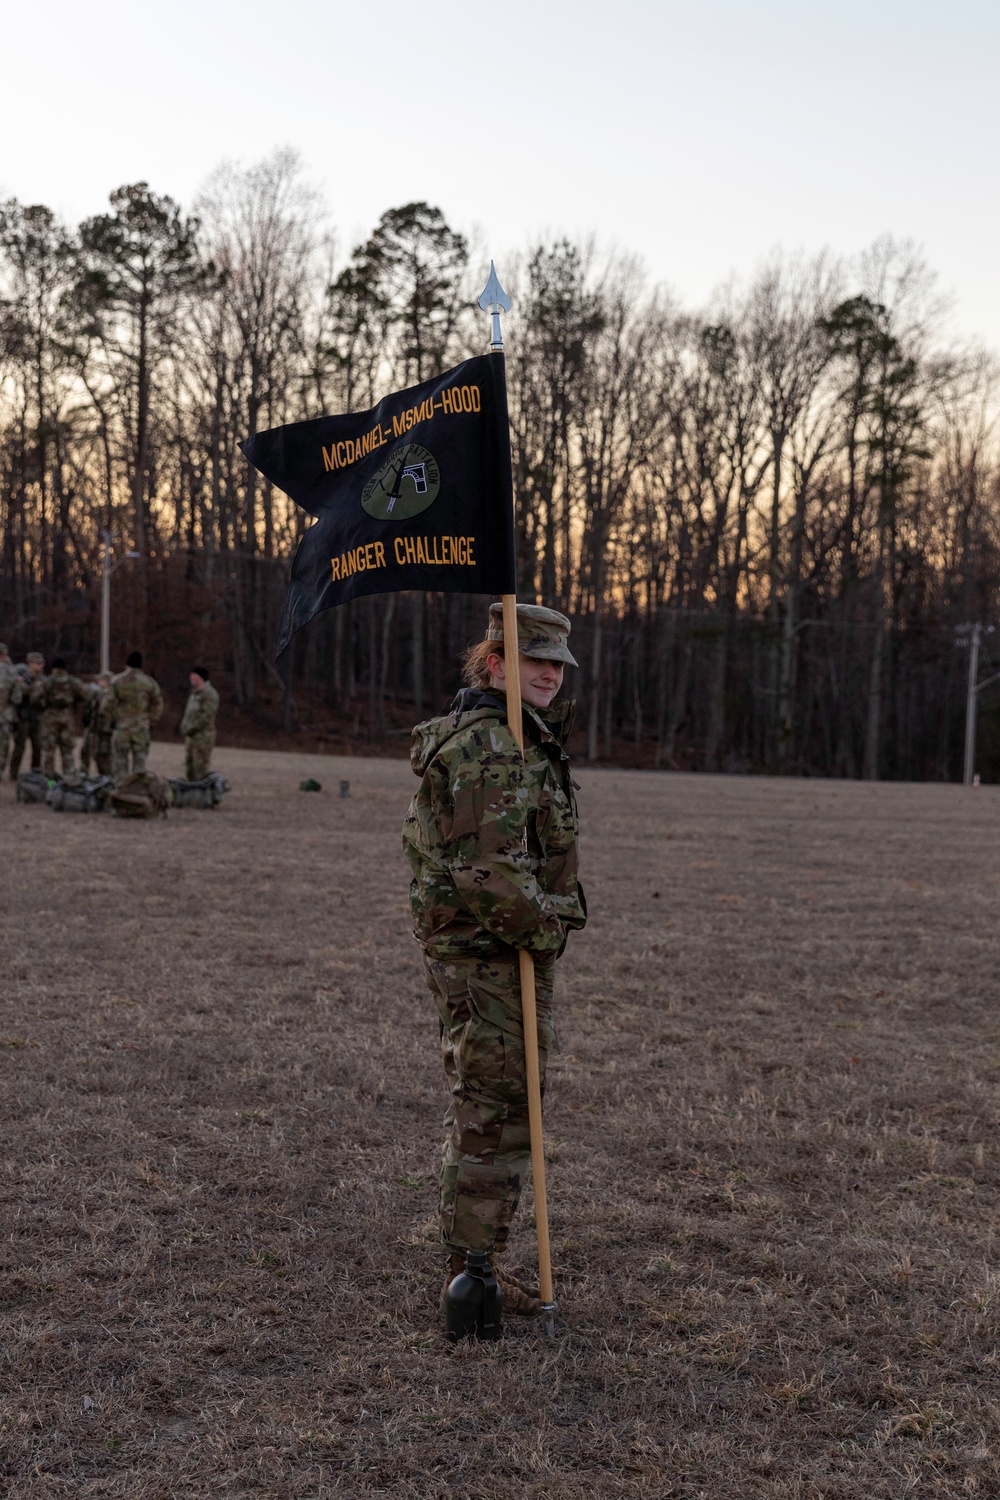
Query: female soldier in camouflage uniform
xmin=402 ymin=603 xmax=586 ymax=1320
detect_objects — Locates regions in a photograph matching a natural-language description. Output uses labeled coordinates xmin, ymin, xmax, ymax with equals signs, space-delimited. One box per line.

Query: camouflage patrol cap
xmin=26 ymin=651 xmax=44 ymax=664
xmin=486 ymin=602 xmax=578 ymax=667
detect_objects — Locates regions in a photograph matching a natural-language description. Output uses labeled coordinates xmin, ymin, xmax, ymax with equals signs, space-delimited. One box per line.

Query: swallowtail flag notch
xmin=240 ymin=354 xmax=517 ymax=657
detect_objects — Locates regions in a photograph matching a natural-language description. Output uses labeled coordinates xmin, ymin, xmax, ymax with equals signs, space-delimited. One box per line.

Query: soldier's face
xmin=489 ymin=651 xmax=563 ymax=708
xmin=29 ymin=662 xmax=43 ymax=676
xmin=520 ymin=655 xmax=564 ymax=708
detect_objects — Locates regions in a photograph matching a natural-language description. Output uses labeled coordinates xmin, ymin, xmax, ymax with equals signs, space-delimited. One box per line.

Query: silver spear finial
xmin=477 ymin=260 xmax=511 ymax=352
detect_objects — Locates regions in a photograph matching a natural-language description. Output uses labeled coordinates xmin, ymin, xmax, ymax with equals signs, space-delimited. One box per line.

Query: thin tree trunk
xmin=586 ymin=543 xmax=607 ymax=762
xmin=280 ymin=650 xmax=296 ymax=733
xmin=134 ymin=283 xmax=150 ymax=556
xmin=766 ymin=430 xmax=784 ymax=760
xmin=632 ymin=623 xmax=643 ymax=746
xmin=653 ymin=610 xmax=675 ymax=769
xmin=367 ymin=596 xmax=378 ymax=741
xmin=664 ymin=638 xmax=692 ymax=768
xmin=704 ymin=625 xmax=727 ymax=771
xmin=412 ymin=593 xmax=424 ymax=719
xmin=333 ymin=603 xmax=344 ymax=699
xmin=777 ymin=474 xmax=810 ymax=764
xmin=378 ymin=594 xmax=395 ymax=740
xmin=587 ymin=601 xmax=603 ymax=763
xmin=863 ymin=570 xmax=885 ymax=781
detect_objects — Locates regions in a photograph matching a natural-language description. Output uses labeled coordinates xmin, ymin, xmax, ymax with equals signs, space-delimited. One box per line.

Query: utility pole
xmin=959 ymin=623 xmax=1000 ymax=786
xmin=100 ymin=531 xmax=141 ymax=675
xmin=963 ymin=624 xmax=982 ymax=786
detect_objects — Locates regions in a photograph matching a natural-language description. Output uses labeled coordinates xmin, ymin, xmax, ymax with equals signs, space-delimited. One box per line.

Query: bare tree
xmin=73 ymin=183 xmax=204 ymax=558
xmin=3 ymin=181 xmax=1000 ymax=783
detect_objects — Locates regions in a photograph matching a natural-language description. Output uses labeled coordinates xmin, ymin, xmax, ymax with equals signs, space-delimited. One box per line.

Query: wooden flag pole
xmin=480 ymin=263 xmax=556 ymax=1333
xmin=501 ymin=594 xmax=557 ymax=1334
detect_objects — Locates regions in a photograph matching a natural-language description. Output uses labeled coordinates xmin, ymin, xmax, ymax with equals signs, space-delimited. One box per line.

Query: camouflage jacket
xmin=180 ymin=682 xmax=219 ymax=737
xmin=15 ymin=668 xmax=43 ymax=723
xmin=0 ymin=662 xmax=22 ymax=718
xmin=32 ymin=669 xmax=86 ymax=715
xmin=83 ymin=686 xmax=116 ymax=735
xmin=402 ymin=688 xmax=587 ymax=959
xmin=109 ymin=668 xmax=163 ymax=728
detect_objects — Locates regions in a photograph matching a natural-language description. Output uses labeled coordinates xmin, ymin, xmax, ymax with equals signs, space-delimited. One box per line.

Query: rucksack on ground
xmin=46 ymin=772 xmax=115 ymax=813
xmin=168 ymin=773 xmax=231 ymax=809
xmin=109 ymin=771 xmax=172 ymax=819
xmin=16 ymin=770 xmax=55 ymax=804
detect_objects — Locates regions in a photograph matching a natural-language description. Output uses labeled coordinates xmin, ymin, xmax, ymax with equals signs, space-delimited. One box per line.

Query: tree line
xmin=2 ymin=149 xmax=1000 ymax=778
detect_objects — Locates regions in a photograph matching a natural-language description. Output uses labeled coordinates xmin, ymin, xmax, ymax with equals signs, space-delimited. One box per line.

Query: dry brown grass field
xmin=3 ymin=746 xmax=1000 ymax=1498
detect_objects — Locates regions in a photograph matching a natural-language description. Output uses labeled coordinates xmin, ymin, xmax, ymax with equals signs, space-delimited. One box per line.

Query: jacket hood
xmin=409 ymin=689 xmax=576 ymax=775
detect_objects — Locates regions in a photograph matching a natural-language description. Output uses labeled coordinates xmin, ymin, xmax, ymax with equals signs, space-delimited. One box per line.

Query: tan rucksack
xmin=109 ymin=771 xmax=172 ymax=818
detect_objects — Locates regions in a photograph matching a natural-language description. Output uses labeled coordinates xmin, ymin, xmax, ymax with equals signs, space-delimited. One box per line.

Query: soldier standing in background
xmin=0 ymin=644 xmax=22 ymax=778
xmin=80 ymin=680 xmax=99 ymax=774
xmin=34 ymin=657 xmax=87 ymax=777
xmin=10 ymin=652 xmax=45 ymax=778
xmin=180 ymin=667 xmax=220 ymax=780
xmin=110 ymin=651 xmax=163 ymax=782
xmin=81 ymin=673 xmax=115 ymax=776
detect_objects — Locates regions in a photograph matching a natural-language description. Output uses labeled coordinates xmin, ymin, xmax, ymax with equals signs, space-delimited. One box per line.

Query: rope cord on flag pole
xmin=480 ymin=261 xmax=557 ymax=1335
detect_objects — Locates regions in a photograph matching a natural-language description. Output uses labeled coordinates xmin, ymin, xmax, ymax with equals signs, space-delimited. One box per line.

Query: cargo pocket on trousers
xmin=454 ymin=1006 xmax=507 ymax=1090
xmin=464 ymin=973 xmax=528 ymax=1095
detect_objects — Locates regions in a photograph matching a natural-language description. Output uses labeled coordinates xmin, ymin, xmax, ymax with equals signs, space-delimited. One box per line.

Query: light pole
xmin=100 ymin=531 xmax=141 ymax=675
xmin=959 ymin=623 xmax=999 ymax=785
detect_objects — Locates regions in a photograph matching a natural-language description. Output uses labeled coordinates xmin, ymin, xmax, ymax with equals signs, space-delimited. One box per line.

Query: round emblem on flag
xmin=362 ymin=444 xmax=441 ymax=520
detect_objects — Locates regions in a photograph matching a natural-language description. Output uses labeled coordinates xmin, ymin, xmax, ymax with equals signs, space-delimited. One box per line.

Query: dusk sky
xmin=4 ymin=0 xmax=998 ymax=344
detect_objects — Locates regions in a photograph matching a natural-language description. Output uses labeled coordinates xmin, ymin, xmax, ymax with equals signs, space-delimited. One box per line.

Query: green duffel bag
xmin=168 ymin=773 xmax=231 ymax=809
xmin=46 ymin=773 xmax=115 ymax=813
xmin=16 ymin=770 xmax=55 ymax=804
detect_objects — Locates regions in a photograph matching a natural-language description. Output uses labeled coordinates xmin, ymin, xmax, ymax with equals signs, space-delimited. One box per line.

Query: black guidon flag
xmin=240 ymin=354 xmax=516 ymax=657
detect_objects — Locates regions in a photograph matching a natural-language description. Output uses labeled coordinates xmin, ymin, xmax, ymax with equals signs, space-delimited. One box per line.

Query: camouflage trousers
xmin=81 ymin=730 xmax=113 ymax=778
xmin=41 ymin=711 xmax=76 ymax=776
xmin=185 ymin=730 xmax=215 ymax=781
xmin=423 ymin=950 xmax=555 ymax=1256
xmin=10 ymin=719 xmax=40 ymax=777
xmin=0 ymin=709 xmax=13 ymax=775
xmin=112 ymin=723 xmax=150 ymax=782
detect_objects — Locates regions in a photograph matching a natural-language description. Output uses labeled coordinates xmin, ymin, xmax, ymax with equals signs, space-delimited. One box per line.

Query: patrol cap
xmin=26 ymin=651 xmax=44 ymax=664
xmin=486 ymin=602 xmax=577 ymax=668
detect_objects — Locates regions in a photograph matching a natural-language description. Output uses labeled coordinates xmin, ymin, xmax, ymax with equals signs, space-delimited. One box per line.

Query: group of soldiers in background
xmin=0 ymin=646 xmax=220 ymax=787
